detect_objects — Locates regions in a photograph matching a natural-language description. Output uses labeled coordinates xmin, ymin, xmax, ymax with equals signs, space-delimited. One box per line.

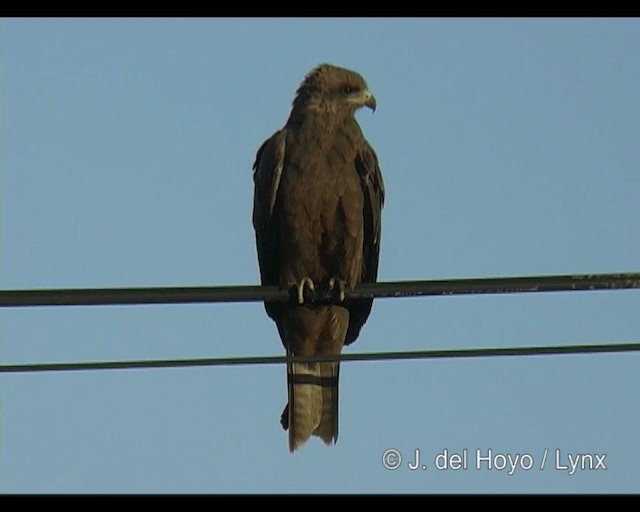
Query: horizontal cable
xmin=1 ymin=342 xmax=639 ymax=374
xmin=1 ymin=272 xmax=639 ymax=308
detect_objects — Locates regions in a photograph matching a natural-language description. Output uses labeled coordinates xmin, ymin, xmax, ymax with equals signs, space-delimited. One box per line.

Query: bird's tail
xmin=281 ymin=355 xmax=340 ymax=452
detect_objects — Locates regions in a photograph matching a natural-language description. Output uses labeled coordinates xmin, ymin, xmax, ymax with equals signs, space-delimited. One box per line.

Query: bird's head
xmin=292 ymin=63 xmax=376 ymax=117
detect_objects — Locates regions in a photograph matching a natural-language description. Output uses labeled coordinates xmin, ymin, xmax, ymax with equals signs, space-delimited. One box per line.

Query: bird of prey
xmin=252 ymin=63 xmax=385 ymax=452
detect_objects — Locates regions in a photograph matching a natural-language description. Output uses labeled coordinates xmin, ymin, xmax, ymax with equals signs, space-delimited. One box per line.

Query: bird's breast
xmin=276 ymin=134 xmax=365 ymax=284
xmin=280 ymin=147 xmax=363 ymax=229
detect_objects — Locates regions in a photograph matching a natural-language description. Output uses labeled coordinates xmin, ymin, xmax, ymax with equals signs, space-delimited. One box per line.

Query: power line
xmin=1 ymin=272 xmax=639 ymax=308
xmin=2 ymin=272 xmax=638 ymax=375
xmin=1 ymin=342 xmax=639 ymax=374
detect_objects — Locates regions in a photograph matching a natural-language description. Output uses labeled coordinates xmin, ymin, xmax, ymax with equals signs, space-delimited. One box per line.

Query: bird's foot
xmin=328 ymin=277 xmax=347 ymax=303
xmin=289 ymin=277 xmax=315 ymax=305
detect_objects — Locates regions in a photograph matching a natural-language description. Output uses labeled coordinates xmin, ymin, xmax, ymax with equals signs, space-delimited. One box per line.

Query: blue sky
xmin=1 ymin=18 xmax=639 ymax=493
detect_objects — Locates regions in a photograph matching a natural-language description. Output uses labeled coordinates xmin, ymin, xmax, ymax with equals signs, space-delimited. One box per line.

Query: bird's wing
xmin=345 ymin=140 xmax=385 ymax=345
xmin=252 ymin=129 xmax=286 ymax=323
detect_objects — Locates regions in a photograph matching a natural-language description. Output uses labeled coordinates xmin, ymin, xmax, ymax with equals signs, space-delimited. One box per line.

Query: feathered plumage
xmin=252 ymin=64 xmax=384 ymax=451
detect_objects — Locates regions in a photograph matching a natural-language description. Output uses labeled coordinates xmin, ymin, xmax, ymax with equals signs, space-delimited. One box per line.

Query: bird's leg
xmin=328 ymin=277 xmax=347 ymax=303
xmin=289 ymin=277 xmax=315 ymax=305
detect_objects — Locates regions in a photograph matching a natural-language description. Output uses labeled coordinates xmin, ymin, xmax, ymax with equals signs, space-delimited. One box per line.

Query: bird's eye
xmin=341 ymin=86 xmax=357 ymax=95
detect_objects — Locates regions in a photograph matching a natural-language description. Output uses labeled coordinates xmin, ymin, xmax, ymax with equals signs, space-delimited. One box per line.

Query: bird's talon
xmin=328 ymin=277 xmax=347 ymax=303
xmin=291 ymin=277 xmax=315 ymax=305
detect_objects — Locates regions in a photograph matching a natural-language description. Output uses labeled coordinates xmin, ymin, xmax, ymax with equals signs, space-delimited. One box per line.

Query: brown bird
xmin=252 ymin=63 xmax=385 ymax=452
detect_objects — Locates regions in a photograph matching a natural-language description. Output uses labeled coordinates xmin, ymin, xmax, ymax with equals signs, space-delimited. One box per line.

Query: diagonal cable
xmin=1 ymin=272 xmax=639 ymax=308
xmin=2 ymin=342 xmax=639 ymax=374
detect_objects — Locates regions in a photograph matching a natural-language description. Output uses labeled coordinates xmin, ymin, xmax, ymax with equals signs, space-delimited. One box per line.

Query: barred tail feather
xmin=281 ymin=360 xmax=340 ymax=452
xmin=313 ymin=362 xmax=339 ymax=445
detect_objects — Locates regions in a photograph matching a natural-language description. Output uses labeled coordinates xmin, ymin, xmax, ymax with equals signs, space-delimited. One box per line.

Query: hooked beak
xmin=364 ymin=90 xmax=377 ymax=112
